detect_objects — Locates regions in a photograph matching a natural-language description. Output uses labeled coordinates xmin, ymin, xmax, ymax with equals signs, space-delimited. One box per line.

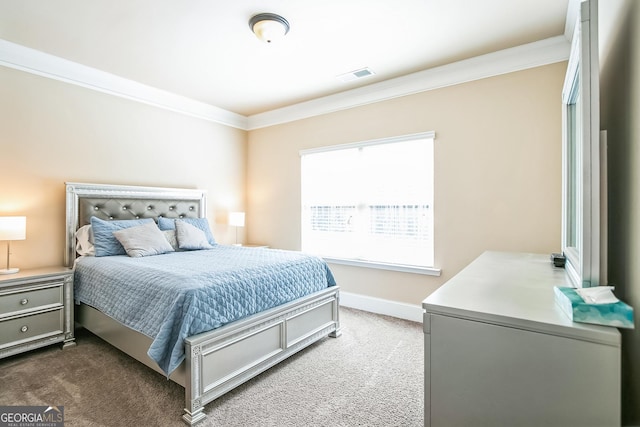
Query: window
xmin=561 ymin=0 xmax=602 ymax=287
xmin=301 ymin=132 xmax=436 ymax=274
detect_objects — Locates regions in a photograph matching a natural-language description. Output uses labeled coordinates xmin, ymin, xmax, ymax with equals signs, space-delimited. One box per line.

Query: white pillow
xmin=163 ymin=230 xmax=179 ymax=251
xmin=112 ymin=222 xmax=175 ymax=257
xmin=175 ymin=220 xmax=214 ymax=250
xmin=75 ymin=224 xmax=95 ymax=256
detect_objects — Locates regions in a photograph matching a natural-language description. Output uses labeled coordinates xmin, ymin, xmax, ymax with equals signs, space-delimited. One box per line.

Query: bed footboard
xmin=182 ymin=286 xmax=340 ymax=425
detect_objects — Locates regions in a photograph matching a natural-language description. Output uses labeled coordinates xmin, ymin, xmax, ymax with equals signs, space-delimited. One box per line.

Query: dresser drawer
xmin=0 ymin=309 xmax=64 ymax=348
xmin=0 ymin=285 xmax=63 ymax=318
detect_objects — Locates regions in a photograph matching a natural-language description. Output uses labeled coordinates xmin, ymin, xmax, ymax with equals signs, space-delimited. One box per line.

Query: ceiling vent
xmin=337 ymin=67 xmax=375 ymax=83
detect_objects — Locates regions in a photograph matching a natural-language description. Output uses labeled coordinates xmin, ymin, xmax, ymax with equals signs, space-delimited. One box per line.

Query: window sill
xmin=322 ymin=257 xmax=441 ymax=276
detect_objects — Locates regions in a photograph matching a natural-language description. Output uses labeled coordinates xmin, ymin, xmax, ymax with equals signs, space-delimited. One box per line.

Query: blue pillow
xmin=90 ymin=217 xmax=155 ymax=257
xmin=157 ymin=217 xmax=217 ymax=246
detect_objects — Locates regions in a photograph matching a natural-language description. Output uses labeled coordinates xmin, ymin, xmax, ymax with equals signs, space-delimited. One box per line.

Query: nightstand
xmin=0 ymin=267 xmax=75 ymax=359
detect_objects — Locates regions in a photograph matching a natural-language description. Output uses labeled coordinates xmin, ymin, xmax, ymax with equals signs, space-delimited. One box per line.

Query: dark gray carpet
xmin=0 ymin=307 xmax=423 ymax=426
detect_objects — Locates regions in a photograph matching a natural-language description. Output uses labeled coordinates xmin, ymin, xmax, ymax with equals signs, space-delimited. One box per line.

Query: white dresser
xmin=422 ymin=251 xmax=620 ymax=427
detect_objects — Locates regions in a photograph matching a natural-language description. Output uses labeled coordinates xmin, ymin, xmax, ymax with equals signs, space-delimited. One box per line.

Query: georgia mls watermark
xmin=0 ymin=406 xmax=64 ymax=427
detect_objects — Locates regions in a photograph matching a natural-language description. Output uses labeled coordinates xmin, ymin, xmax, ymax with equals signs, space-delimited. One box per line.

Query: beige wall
xmin=599 ymin=0 xmax=640 ymax=424
xmin=248 ymin=62 xmax=566 ymax=305
xmin=0 ymin=66 xmax=247 ymax=269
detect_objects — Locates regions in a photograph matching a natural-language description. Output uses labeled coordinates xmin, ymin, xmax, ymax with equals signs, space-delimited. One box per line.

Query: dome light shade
xmin=249 ymin=13 xmax=290 ymax=43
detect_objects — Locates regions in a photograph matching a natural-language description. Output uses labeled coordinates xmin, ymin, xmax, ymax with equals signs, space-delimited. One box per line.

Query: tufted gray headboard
xmin=65 ymin=182 xmax=207 ymax=267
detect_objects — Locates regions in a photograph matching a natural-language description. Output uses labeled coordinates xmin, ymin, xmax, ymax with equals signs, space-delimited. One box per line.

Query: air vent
xmin=337 ymin=67 xmax=375 ymax=83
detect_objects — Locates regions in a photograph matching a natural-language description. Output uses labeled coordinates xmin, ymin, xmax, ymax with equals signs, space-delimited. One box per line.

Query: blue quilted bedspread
xmin=74 ymin=246 xmax=336 ymax=375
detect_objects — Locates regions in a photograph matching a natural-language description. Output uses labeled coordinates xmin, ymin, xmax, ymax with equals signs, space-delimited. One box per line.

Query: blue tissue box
xmin=554 ymin=286 xmax=634 ymax=329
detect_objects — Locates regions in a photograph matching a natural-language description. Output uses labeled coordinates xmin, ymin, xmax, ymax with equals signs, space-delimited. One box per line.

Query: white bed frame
xmin=65 ymin=182 xmax=341 ymax=425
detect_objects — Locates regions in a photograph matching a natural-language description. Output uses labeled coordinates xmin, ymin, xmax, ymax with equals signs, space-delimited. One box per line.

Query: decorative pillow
xmin=175 ymin=220 xmax=214 ymax=250
xmin=163 ymin=230 xmax=179 ymax=251
xmin=157 ymin=217 xmax=216 ymax=246
xmin=91 ymin=217 xmax=155 ymax=257
xmin=112 ymin=222 xmax=175 ymax=257
xmin=75 ymin=224 xmax=95 ymax=256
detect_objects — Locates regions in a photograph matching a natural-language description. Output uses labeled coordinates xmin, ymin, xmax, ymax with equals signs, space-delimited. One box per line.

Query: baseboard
xmin=340 ymin=292 xmax=423 ymax=323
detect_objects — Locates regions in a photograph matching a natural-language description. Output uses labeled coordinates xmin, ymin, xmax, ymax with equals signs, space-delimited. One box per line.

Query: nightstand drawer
xmin=0 ymin=285 xmax=63 ymax=318
xmin=0 ymin=309 xmax=64 ymax=348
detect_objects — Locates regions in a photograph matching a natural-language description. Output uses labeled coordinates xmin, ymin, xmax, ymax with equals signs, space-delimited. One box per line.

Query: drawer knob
xmin=20 ymin=298 xmax=29 ymax=305
xmin=20 ymin=325 xmax=28 ymax=333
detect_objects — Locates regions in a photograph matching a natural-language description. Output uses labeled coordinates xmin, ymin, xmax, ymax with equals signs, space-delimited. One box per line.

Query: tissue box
xmin=554 ymin=286 xmax=634 ymax=329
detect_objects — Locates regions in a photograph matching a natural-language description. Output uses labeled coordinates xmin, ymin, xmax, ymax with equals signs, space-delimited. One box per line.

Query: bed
xmin=64 ymin=182 xmax=341 ymax=425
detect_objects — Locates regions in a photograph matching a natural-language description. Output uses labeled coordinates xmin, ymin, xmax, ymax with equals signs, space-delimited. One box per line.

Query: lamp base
xmin=0 ymin=267 xmax=19 ymax=275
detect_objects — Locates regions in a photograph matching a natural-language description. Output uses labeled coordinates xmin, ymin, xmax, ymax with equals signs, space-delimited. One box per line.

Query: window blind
xmin=301 ymin=132 xmax=434 ymax=268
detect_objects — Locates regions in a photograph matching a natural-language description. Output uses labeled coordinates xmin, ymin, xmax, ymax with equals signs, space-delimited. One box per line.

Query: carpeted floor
xmin=0 ymin=307 xmax=423 ymax=427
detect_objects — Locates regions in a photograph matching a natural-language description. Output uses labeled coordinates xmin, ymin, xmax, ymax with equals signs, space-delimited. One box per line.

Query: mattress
xmin=74 ymin=245 xmax=336 ymax=375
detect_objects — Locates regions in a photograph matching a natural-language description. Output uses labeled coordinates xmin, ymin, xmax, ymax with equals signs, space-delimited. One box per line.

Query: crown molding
xmin=0 ymin=39 xmax=248 ymax=130
xmin=247 ymin=36 xmax=570 ymax=130
xmin=0 ymin=36 xmax=569 ymax=132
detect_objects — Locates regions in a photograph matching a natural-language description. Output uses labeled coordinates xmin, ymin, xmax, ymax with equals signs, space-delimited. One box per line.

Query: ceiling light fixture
xmin=249 ymin=13 xmax=290 ymax=43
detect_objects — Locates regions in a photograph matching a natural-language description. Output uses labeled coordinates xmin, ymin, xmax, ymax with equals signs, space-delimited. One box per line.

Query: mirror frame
xmin=561 ymin=0 xmax=601 ymax=288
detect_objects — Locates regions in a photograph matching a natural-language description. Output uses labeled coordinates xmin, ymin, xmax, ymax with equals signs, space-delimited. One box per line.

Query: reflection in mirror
xmin=565 ymin=72 xmax=580 ymax=252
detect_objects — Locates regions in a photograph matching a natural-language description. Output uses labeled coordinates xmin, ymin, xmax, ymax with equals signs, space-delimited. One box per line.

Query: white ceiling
xmin=0 ymin=1 xmax=571 ymax=117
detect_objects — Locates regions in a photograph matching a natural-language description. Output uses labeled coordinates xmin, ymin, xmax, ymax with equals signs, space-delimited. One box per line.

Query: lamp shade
xmin=0 ymin=216 xmax=26 ymax=241
xmin=229 ymin=212 xmax=245 ymax=227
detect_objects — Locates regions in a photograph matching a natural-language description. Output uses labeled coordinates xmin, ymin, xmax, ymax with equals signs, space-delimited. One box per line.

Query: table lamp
xmin=0 ymin=216 xmax=26 ymax=274
xmin=228 ymin=212 xmax=245 ymax=246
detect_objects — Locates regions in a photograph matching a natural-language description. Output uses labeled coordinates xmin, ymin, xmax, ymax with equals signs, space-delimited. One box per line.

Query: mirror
xmin=561 ymin=0 xmax=602 ymax=287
